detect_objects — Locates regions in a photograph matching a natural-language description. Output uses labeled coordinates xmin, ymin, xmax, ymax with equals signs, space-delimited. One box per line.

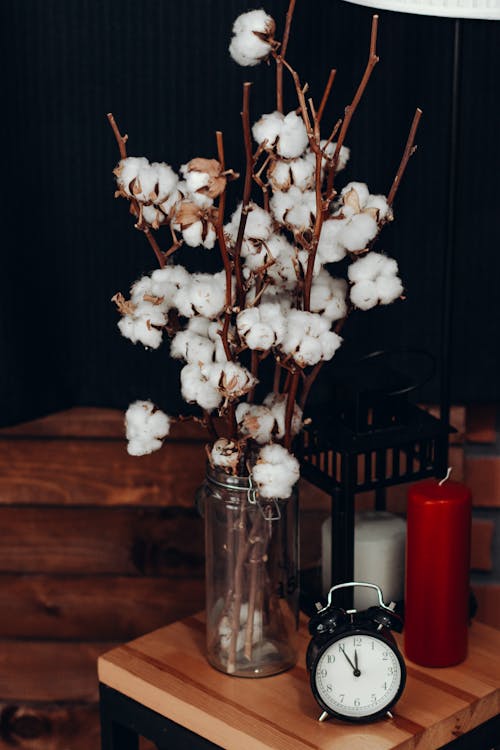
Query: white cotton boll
xmin=271 ymin=187 xmax=316 ymax=230
xmin=130 ymin=317 xmax=163 ymax=349
xmin=270 ymin=189 xmax=295 ymax=224
xmin=229 ymin=11 xmax=275 ymax=67
xmin=350 ymin=279 xmax=379 ymax=310
xmin=236 ymin=403 xmax=275 ymax=444
xmin=365 ymin=194 xmax=391 ymax=222
xmin=252 ymin=111 xmax=284 ymax=148
xmin=277 ymin=112 xmax=308 ymax=159
xmin=259 ymin=302 xmax=286 ymax=344
xmin=233 ymin=9 xmax=274 ymax=35
xmin=151 ymin=265 xmax=189 ymax=299
xmin=173 ymin=286 xmax=195 ymax=318
xmin=286 ymin=190 xmax=316 ymax=230
xmin=376 ymin=274 xmax=403 ymax=305
xmin=202 ymin=223 xmax=216 ymax=250
xmin=188 ymin=316 xmax=211 ymax=337
xmin=341 ymin=181 xmax=370 ymax=209
xmin=170 ymin=329 xmax=215 ymax=365
xmin=245 ymin=322 xmax=275 ymax=351
xmin=338 ymin=212 xmax=378 ymax=253
xmin=159 ymin=189 xmax=182 ymax=219
xmin=310 ymin=273 xmax=348 ymax=323
xmin=127 ymin=437 xmax=163 ymax=456
xmin=151 ymin=162 xmax=178 ymax=203
xmin=319 ymin=330 xmax=343 ymax=361
xmin=246 ymin=205 xmax=273 ymax=240
xmin=181 ymin=164 xmax=210 ymax=193
xmin=269 ymin=159 xmax=292 ymax=190
xmin=115 ymin=156 xmax=149 ymax=195
xmin=380 ymin=256 xmax=399 ymax=277
xmin=348 ymin=252 xmax=389 ymax=283
xmin=317 ymin=219 xmax=348 ymax=263
xmin=125 ymin=400 xmax=170 ymax=456
xmin=180 ymin=364 xmax=222 ymax=410
xmin=290 ymin=155 xmax=316 ymax=190
xmin=190 ymin=271 xmax=227 ymax=319
xmin=210 ymin=361 xmax=257 ymax=398
xmin=320 ymin=141 xmax=350 ymax=173
xmin=134 ymin=163 xmax=160 ymax=203
xmin=236 ymin=307 xmax=260 ymax=337
xmin=188 ymin=191 xmax=214 ymax=210
xmin=263 ymin=393 xmax=302 ymax=439
xmin=252 ymin=444 xmax=300 ymax=499
xmin=133 ymin=301 xmax=166 ymax=326
xmin=296 ymin=336 xmax=323 ymax=366
xmin=130 ymin=276 xmax=154 ymax=304
xmin=141 ymin=205 xmax=162 ymax=227
xmin=182 ymin=221 xmax=204 ymax=248
xmin=211 ymin=438 xmax=240 ymax=471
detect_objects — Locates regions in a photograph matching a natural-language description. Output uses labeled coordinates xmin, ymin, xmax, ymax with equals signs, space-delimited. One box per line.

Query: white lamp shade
xmin=341 ymin=0 xmax=500 ymax=19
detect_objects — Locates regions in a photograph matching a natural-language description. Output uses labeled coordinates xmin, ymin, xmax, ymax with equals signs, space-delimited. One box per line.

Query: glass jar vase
xmin=198 ymin=465 xmax=299 ymax=677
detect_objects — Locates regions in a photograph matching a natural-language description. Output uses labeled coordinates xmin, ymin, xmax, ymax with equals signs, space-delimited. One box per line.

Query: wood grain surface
xmin=99 ymin=613 xmax=500 ymax=750
xmin=0 ymin=575 xmax=204 ymax=640
xmin=0 ymin=702 xmax=100 ymax=750
xmin=0 ymin=507 xmax=204 ymax=575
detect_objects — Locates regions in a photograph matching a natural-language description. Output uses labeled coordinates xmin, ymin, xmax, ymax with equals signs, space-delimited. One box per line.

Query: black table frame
xmin=99 ymin=683 xmax=500 ymax=750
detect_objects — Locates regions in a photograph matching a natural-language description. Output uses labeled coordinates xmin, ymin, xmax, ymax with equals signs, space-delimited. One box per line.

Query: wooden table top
xmin=98 ymin=612 xmax=500 ymax=750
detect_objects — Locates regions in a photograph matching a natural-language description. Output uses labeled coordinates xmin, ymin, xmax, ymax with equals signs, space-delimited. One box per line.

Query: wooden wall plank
xmin=465 ymin=456 xmax=500 ymax=507
xmin=0 ymin=439 xmax=205 ymax=507
xmin=0 ymin=407 xmax=214 ymax=441
xmin=470 ymin=520 xmax=494 ymax=572
xmin=471 ymin=585 xmax=500 ymax=630
xmin=0 ymin=642 xmax=111 ymax=702
xmin=0 ymin=575 xmax=204 ymax=640
xmin=466 ymin=405 xmax=497 ymax=444
xmin=0 ymin=702 xmax=100 ymax=750
xmin=0 ymin=508 xmax=204 ymax=575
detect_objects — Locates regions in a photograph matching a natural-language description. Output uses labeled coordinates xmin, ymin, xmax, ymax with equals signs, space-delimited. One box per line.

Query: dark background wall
xmin=2 ymin=0 xmax=499 ymax=427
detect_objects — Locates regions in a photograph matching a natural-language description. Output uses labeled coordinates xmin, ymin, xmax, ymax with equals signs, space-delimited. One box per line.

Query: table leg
xmin=100 ymin=718 xmax=139 ymax=750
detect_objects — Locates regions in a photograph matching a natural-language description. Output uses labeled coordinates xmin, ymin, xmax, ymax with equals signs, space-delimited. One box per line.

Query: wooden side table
xmin=98 ymin=613 xmax=500 ymax=750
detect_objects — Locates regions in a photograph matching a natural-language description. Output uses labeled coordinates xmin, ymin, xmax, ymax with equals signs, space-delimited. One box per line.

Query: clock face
xmin=313 ymin=632 xmax=404 ymax=720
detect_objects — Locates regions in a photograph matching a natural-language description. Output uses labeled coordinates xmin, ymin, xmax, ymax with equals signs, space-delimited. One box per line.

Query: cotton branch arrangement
xmin=108 ymin=1 xmax=420 ymax=672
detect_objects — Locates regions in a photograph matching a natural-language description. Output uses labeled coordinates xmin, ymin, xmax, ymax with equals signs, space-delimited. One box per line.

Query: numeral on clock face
xmin=314 ymin=635 xmax=402 ymax=718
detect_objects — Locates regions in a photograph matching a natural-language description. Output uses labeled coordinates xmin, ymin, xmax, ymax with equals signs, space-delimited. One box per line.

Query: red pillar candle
xmin=405 ymin=479 xmax=472 ymax=667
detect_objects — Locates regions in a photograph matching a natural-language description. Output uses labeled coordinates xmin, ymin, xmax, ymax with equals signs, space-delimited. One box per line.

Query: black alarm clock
xmin=306 ymin=582 xmax=406 ymax=723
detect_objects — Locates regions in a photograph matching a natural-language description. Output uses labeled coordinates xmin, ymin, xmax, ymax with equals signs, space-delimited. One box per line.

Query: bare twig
xmin=387 ymin=108 xmax=423 ymax=206
xmin=317 ymin=69 xmax=337 ymax=125
xmin=107 ymin=112 xmax=166 ymax=268
xmin=276 ymin=0 xmax=297 ymax=113
xmin=214 ymin=130 xmax=235 ymax=363
xmin=284 ymin=370 xmax=300 ymax=450
xmin=233 ymin=83 xmax=253 ymax=308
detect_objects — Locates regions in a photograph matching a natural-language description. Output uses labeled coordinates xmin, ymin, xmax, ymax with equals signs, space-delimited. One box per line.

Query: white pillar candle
xmin=322 ymin=511 xmax=407 ymax=609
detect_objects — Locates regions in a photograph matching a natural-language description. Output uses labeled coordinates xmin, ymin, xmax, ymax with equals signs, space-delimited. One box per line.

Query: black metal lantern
xmin=298 ymin=349 xmax=450 ymax=611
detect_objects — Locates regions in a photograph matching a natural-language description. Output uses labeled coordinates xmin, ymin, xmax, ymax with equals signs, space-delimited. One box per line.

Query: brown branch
xmin=299 ymin=361 xmax=323 ymax=410
xmin=284 ymin=370 xmax=300 ymax=450
xmin=143 ymin=228 xmax=166 ymax=269
xmin=387 ymin=108 xmax=423 ymax=206
xmin=276 ymin=0 xmax=297 ymax=113
xmin=317 ymin=69 xmax=337 ymax=125
xmin=107 ymin=112 xmax=128 ymax=159
xmin=326 ymin=15 xmax=379 ymax=197
xmin=233 ymin=83 xmax=253 ymax=308
xmin=273 ymin=361 xmax=282 ymax=393
xmin=107 ymin=112 xmax=166 ymax=268
xmin=214 ymin=130 xmax=235 ymax=362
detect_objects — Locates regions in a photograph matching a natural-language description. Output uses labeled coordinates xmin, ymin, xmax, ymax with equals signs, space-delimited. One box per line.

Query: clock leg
xmin=319 ymin=711 xmax=330 ymax=722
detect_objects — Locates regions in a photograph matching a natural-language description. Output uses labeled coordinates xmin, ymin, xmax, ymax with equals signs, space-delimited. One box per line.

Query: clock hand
xmin=340 ymin=647 xmax=360 ymax=676
xmin=354 ymin=648 xmax=361 ymax=677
